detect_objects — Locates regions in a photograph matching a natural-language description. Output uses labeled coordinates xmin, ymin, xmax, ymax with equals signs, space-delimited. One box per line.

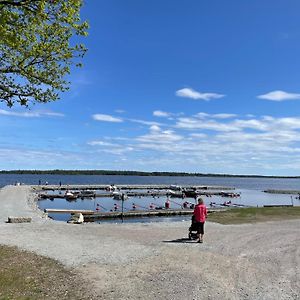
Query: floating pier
xmin=264 ymin=189 xmax=300 ymax=195
xmin=44 ymin=208 xmax=226 ymax=220
xmin=44 ymin=209 xmax=94 ymax=214
xmin=78 ymin=208 xmax=224 ymax=221
xmin=34 ymin=184 xmax=235 ymax=191
xmin=84 ymin=209 xmax=194 ymax=220
xmin=39 ymin=190 xmax=240 ymax=200
xmin=263 ymin=205 xmax=294 ymax=208
xmin=37 ymin=184 xmax=239 ymax=201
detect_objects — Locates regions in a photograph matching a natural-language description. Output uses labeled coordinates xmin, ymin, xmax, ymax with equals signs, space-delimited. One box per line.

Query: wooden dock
xmin=38 ymin=188 xmax=240 ymax=201
xmin=33 ymin=184 xmax=235 ymax=191
xmin=44 ymin=209 xmax=94 ymax=214
xmin=38 ymin=184 xmax=237 ymax=221
xmin=263 ymin=205 xmax=294 ymax=208
xmin=84 ymin=209 xmax=194 ymax=220
xmin=44 ymin=208 xmax=226 ymax=221
xmin=264 ymin=189 xmax=300 ymax=195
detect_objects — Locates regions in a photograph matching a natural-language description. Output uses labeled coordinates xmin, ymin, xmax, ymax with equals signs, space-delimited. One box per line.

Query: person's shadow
xmin=163 ymin=238 xmax=196 ymax=244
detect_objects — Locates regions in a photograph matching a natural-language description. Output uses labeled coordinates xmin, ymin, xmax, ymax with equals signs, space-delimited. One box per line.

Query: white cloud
xmin=83 ymin=112 xmax=300 ymax=174
xmin=153 ymin=110 xmax=171 ymax=117
xmin=212 ymin=113 xmax=237 ymax=119
xmin=176 ymin=117 xmax=239 ymax=132
xmin=176 ymin=114 xmax=300 ymax=133
xmin=257 ymin=90 xmax=300 ymax=101
xmin=0 ymin=147 xmax=86 ymax=169
xmin=43 ymin=112 xmax=65 ymax=117
xmin=189 ymin=133 xmax=207 ymax=138
xmin=150 ymin=125 xmax=161 ymax=132
xmin=87 ymin=139 xmax=134 ymax=156
xmin=136 ymin=130 xmax=183 ymax=144
xmin=128 ymin=118 xmax=162 ymax=126
xmin=176 ymin=88 xmax=225 ymax=101
xmin=92 ymin=114 xmax=123 ymax=122
xmin=195 ymin=112 xmax=210 ymax=119
xmin=194 ymin=112 xmax=236 ymax=119
xmin=87 ymin=141 xmax=116 ymax=147
xmin=0 ymin=109 xmax=64 ymax=118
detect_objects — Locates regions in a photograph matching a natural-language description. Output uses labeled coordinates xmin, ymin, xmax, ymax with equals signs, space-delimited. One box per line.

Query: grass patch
xmin=208 ymin=207 xmax=300 ymax=225
xmin=0 ymin=245 xmax=95 ymax=300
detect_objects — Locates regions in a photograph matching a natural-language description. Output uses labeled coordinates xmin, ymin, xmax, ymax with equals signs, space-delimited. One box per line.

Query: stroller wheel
xmin=188 ymin=232 xmax=192 ymax=240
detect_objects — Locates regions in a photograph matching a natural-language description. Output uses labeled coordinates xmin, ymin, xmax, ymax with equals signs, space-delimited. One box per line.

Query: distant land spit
xmin=0 ymin=170 xmax=299 ymax=179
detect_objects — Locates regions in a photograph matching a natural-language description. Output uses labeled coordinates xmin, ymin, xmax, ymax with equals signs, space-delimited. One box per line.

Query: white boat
xmin=112 ymin=192 xmax=128 ymax=200
xmin=65 ymin=191 xmax=77 ymax=200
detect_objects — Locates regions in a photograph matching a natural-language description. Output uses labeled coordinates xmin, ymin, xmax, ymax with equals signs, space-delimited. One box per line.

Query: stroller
xmin=188 ymin=215 xmax=198 ymax=240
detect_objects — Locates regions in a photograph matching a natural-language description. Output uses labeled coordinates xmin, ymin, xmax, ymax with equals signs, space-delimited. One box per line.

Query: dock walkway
xmin=33 ymin=184 xmax=234 ymax=191
xmin=44 ymin=207 xmax=224 ymax=220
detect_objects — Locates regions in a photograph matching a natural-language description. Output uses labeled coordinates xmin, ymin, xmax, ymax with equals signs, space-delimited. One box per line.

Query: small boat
xmin=112 ymin=191 xmax=121 ymax=200
xmin=169 ymin=185 xmax=182 ymax=191
xmin=166 ymin=189 xmax=176 ymax=195
xmin=65 ymin=191 xmax=78 ymax=200
xmin=112 ymin=191 xmax=128 ymax=200
xmin=80 ymin=190 xmax=96 ymax=198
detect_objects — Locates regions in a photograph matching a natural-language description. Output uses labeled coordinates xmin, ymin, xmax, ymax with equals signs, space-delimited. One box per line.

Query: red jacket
xmin=193 ymin=204 xmax=207 ymax=222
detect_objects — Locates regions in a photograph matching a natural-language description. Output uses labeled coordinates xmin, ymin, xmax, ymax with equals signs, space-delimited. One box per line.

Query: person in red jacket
xmin=193 ymin=197 xmax=208 ymax=243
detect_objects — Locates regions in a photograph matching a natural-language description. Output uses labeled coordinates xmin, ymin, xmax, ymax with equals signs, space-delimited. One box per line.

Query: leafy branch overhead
xmin=0 ymin=0 xmax=88 ymax=107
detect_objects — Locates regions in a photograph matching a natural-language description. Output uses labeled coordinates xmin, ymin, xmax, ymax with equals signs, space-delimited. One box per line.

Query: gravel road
xmin=0 ymin=185 xmax=299 ymax=300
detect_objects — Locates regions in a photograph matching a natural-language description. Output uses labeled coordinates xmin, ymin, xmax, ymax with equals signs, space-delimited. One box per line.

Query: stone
xmin=7 ymin=216 xmax=32 ymax=223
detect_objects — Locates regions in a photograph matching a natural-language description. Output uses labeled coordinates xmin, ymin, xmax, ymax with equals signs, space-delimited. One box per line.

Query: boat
xmin=112 ymin=191 xmax=128 ymax=200
xmin=80 ymin=190 xmax=96 ymax=198
xmin=65 ymin=191 xmax=78 ymax=200
xmin=169 ymin=185 xmax=182 ymax=191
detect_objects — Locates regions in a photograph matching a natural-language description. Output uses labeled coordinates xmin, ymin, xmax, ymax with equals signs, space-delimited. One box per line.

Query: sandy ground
xmin=0 ymin=185 xmax=299 ymax=300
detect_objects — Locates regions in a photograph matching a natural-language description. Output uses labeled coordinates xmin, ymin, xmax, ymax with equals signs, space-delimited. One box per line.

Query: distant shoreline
xmin=0 ymin=170 xmax=299 ymax=179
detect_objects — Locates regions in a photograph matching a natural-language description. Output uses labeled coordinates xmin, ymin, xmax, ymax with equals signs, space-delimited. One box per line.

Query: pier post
xmin=121 ymin=193 xmax=125 ymax=223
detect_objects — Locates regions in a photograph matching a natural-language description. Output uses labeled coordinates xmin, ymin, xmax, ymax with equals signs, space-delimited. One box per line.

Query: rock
xmin=67 ymin=213 xmax=84 ymax=224
xmin=7 ymin=216 xmax=32 ymax=223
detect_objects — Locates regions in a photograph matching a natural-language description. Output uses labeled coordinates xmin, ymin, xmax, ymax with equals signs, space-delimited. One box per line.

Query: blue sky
xmin=1 ymin=0 xmax=300 ymax=175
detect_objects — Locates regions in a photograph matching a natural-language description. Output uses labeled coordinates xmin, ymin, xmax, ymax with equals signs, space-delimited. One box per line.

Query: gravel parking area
xmin=0 ymin=185 xmax=299 ymax=299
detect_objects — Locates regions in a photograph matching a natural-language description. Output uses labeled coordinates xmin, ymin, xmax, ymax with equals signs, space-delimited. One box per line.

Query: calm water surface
xmin=1 ymin=173 xmax=300 ymax=190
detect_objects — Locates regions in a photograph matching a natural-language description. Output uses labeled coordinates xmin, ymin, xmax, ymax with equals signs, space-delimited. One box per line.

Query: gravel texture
xmin=0 ymin=185 xmax=299 ymax=299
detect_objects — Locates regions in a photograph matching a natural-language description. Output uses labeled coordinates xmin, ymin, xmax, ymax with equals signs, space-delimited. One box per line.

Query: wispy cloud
xmin=87 ymin=139 xmax=134 ymax=156
xmin=176 ymin=117 xmax=239 ymax=132
xmin=128 ymin=118 xmax=162 ymax=126
xmin=212 ymin=113 xmax=237 ymax=119
xmin=0 ymin=109 xmax=64 ymax=118
xmin=85 ymin=111 xmax=300 ymax=174
xmin=87 ymin=141 xmax=116 ymax=147
xmin=136 ymin=129 xmax=183 ymax=144
xmin=194 ymin=112 xmax=236 ymax=119
xmin=0 ymin=147 xmax=87 ymax=169
xmin=176 ymin=88 xmax=225 ymax=101
xmin=115 ymin=109 xmax=126 ymax=114
xmin=149 ymin=125 xmax=161 ymax=132
xmin=92 ymin=114 xmax=123 ymax=122
xmin=153 ymin=110 xmax=171 ymax=117
xmin=257 ymin=90 xmax=300 ymax=101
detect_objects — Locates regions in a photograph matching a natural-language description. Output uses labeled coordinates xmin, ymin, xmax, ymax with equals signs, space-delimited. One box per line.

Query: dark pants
xmin=195 ymin=222 xmax=205 ymax=234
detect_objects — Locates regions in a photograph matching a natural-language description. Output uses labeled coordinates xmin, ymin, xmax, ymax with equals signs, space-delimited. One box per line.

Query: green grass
xmin=208 ymin=206 xmax=300 ymax=224
xmin=0 ymin=245 xmax=94 ymax=300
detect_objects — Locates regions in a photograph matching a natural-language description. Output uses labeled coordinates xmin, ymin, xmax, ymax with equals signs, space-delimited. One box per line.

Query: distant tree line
xmin=0 ymin=169 xmax=299 ymax=179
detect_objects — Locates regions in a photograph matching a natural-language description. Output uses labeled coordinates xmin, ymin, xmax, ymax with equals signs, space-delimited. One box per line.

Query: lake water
xmin=1 ymin=174 xmax=299 ymax=223
xmin=1 ymin=173 xmax=300 ymax=190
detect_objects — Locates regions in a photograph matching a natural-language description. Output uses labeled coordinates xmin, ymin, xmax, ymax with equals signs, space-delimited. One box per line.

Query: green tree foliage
xmin=0 ymin=0 xmax=88 ymax=107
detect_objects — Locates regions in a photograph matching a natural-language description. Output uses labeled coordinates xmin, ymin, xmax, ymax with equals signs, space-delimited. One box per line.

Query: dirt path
xmin=0 ymin=185 xmax=299 ymax=299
